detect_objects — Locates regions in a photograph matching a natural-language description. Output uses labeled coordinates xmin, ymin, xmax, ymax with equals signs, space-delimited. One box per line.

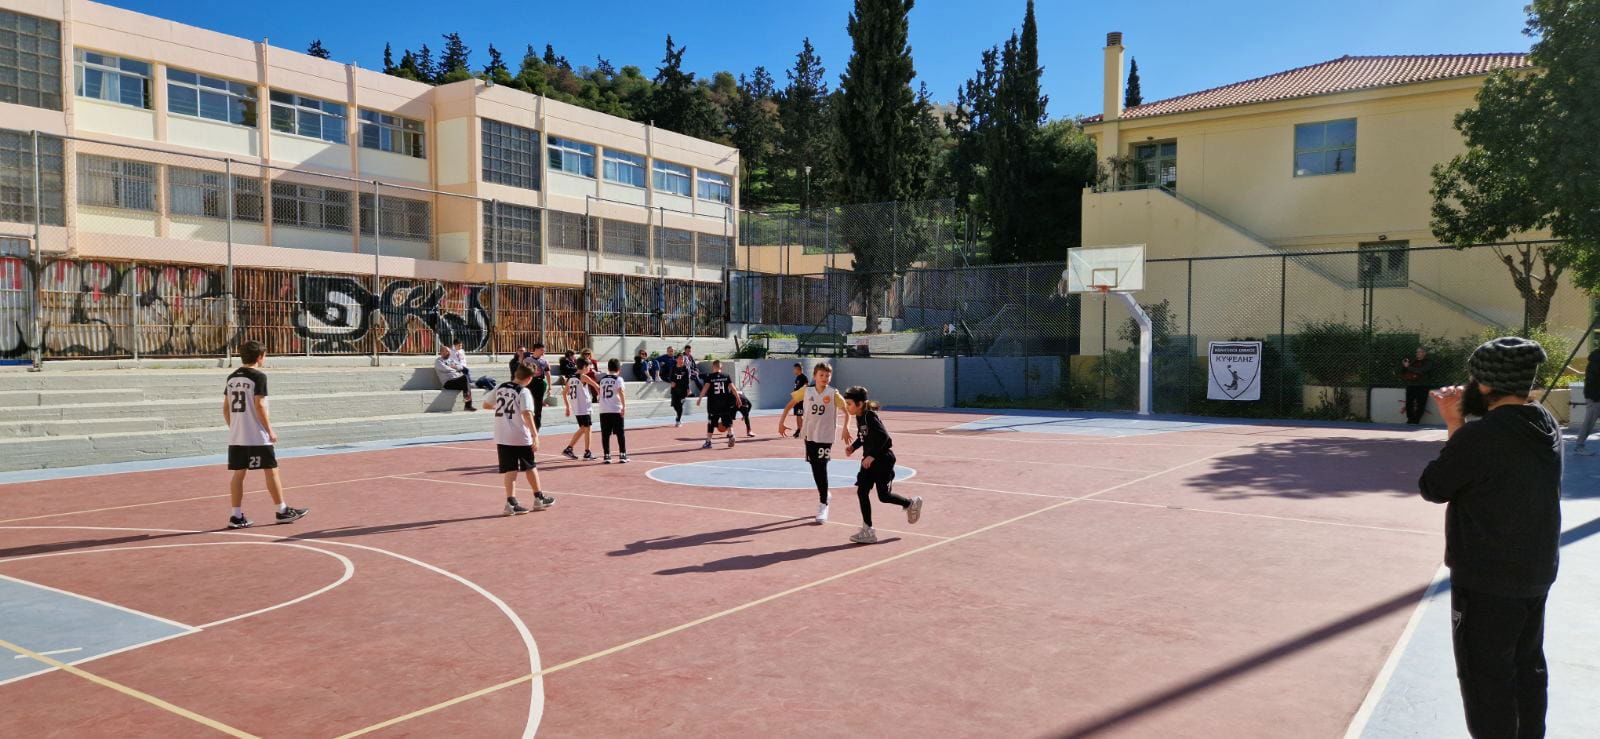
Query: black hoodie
xmin=1418 ymin=402 xmax=1562 ymax=597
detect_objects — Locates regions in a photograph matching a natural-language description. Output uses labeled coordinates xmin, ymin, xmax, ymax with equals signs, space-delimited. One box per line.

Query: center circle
xmin=645 ymin=457 xmax=917 ymax=490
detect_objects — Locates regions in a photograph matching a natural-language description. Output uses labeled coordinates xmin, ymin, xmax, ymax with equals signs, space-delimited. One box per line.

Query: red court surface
xmin=0 ymin=411 xmax=1450 ymax=738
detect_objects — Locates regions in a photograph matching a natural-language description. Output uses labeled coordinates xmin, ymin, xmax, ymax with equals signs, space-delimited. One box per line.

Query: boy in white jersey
xmin=597 ymin=358 xmax=629 ymax=463
xmin=778 ymin=363 xmax=852 ymax=523
xmin=561 ymin=358 xmax=602 ymax=460
xmin=696 ymin=359 xmax=743 ymax=449
xmin=223 ymin=341 xmax=307 ymax=529
xmin=492 ymin=365 xmax=555 ymax=515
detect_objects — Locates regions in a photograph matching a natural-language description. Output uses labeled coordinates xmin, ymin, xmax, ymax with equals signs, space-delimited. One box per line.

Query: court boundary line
xmin=0 ymin=636 xmax=257 ymax=738
xmin=0 ymin=525 xmax=544 ymax=739
xmin=896 ymin=479 xmax=1069 ymax=499
xmin=1342 ymin=565 xmax=1450 ymax=739
xmin=0 ymin=473 xmax=400 ymax=525
xmin=335 ymin=445 xmax=1241 ymax=736
xmin=0 ymin=542 xmax=354 ymax=686
xmin=0 ymin=571 xmax=196 ymax=630
xmin=1084 ymin=498 xmax=1442 ymax=537
xmin=640 ymin=457 xmax=918 ymax=490
xmin=390 ymin=474 xmax=948 ymax=541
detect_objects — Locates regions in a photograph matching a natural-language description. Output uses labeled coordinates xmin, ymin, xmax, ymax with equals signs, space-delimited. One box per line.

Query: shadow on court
xmin=608 ymin=519 xmax=815 ymax=557
xmin=0 ymin=531 xmax=203 ymax=559
xmin=286 ymin=515 xmax=510 ymax=540
xmin=654 ymin=541 xmax=891 ymax=575
xmin=1186 ymin=437 xmax=1441 ymax=500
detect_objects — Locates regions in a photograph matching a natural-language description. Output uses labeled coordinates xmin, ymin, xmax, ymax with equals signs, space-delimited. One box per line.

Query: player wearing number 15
xmin=222 ymin=341 xmax=308 ymax=529
xmin=778 ymin=363 xmax=853 ymax=524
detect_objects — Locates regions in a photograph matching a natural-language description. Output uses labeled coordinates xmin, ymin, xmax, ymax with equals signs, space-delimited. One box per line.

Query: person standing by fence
xmin=1419 ymin=337 xmax=1561 ymax=738
xmin=1573 ymin=341 xmax=1600 ymax=455
xmin=1401 ymin=347 xmax=1431 ymax=424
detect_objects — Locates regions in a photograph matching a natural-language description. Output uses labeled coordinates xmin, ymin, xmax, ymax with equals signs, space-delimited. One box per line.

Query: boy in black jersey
xmin=789 ymin=363 xmax=806 ymax=438
xmin=842 ymin=385 xmax=921 ymax=543
xmin=736 ymin=391 xmax=755 ymax=437
xmin=223 ymin=341 xmax=308 ymax=529
xmin=669 ymin=355 xmax=692 ymax=427
xmin=696 ymin=360 xmax=743 ymax=449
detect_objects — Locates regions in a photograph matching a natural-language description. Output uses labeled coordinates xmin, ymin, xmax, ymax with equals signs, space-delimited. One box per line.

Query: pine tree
xmin=482 ymin=44 xmax=511 ymax=86
xmin=394 ymin=49 xmax=421 ymax=81
xmin=647 ymin=35 xmax=722 ymax=141
xmin=382 ymin=43 xmax=395 ymax=74
xmin=438 ymin=33 xmax=472 ymax=83
xmin=777 ymin=38 xmax=832 ymax=209
xmin=596 ymin=56 xmax=616 ymax=77
xmin=730 ymin=67 xmax=782 ymax=206
xmin=307 ymin=39 xmax=331 ymax=60
xmin=416 ymin=44 xmax=437 ymax=84
xmin=543 ymin=44 xmax=571 ymax=71
xmin=1125 ymin=57 xmax=1143 ymax=108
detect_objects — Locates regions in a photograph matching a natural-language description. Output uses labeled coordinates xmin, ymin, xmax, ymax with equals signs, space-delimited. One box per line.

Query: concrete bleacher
xmin=0 ymin=360 xmax=689 ymax=472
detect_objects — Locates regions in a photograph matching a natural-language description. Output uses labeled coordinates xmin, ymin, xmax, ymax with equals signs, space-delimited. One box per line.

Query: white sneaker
xmin=815 ymin=502 xmax=829 ymax=524
xmin=906 ymin=496 xmax=923 ymax=524
xmin=849 ymin=526 xmax=878 ymax=544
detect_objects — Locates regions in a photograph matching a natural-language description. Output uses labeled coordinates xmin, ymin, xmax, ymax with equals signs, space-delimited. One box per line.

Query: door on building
xmin=1131 ymin=141 xmax=1177 ymax=190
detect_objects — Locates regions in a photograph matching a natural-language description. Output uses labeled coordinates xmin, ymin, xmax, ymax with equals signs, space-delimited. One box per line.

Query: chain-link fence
xmin=0 ymin=129 xmax=733 ymax=365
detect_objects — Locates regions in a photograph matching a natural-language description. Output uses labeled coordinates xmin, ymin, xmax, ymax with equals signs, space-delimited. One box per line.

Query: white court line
xmin=640 ymin=458 xmax=917 ymax=490
xmin=931 ymin=426 xmax=1242 ymax=448
xmin=895 ymin=479 xmax=1067 ymax=499
xmin=1083 ymin=497 xmax=1443 ymax=537
xmin=1343 ymin=566 xmax=1450 ymax=739
xmin=894 ymin=449 xmax=1169 ymax=474
xmin=0 ymin=542 xmax=355 ymax=686
xmin=0 ymin=572 xmax=196 ymax=630
xmin=0 ymin=525 xmax=544 ymax=739
xmin=0 ymin=473 xmax=400 ymax=525
xmin=14 ymin=647 xmax=81 ymax=658
xmin=389 ymin=475 xmax=948 ymax=541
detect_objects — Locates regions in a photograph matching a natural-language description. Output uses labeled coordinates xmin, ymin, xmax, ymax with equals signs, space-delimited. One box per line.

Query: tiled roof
xmin=1084 ymin=53 xmax=1530 ymax=123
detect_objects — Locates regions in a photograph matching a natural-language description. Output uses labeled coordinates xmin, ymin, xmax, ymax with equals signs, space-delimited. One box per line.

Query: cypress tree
xmin=1125 ymin=58 xmax=1143 ymax=108
xmin=394 ymin=49 xmax=421 ymax=81
xmin=730 ymin=67 xmax=781 ymax=206
xmin=382 ymin=43 xmax=395 ymax=74
xmin=482 ymin=44 xmax=510 ymax=85
xmin=647 ymin=35 xmax=721 ymax=140
xmin=416 ymin=44 xmax=437 ymax=84
xmin=307 ymin=39 xmax=331 ymax=59
xmin=777 ymin=38 xmax=831 ymax=209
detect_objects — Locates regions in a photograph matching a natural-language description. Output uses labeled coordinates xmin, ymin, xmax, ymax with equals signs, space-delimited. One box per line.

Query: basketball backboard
xmin=1061 ymin=244 xmax=1145 ymax=295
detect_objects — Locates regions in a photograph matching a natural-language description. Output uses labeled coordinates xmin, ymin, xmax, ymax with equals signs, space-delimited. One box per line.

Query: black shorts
xmin=442 ymin=376 xmax=470 ymax=391
xmin=855 ymin=453 xmax=896 ymax=485
xmin=496 ymin=444 xmax=537 ymax=473
xmin=708 ymin=406 xmax=736 ymax=429
xmin=804 ymin=441 xmax=833 ymax=464
xmin=228 ymin=445 xmax=278 ymax=471
xmin=574 ymin=414 xmax=592 ymax=427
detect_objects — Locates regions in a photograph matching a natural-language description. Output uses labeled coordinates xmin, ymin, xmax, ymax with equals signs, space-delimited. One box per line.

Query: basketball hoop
xmin=1091 ymin=284 xmax=1112 ymax=295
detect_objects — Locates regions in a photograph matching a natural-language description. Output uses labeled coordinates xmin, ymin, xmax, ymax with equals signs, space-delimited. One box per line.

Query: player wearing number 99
xmin=222 ymin=341 xmax=307 ymax=529
xmin=778 ymin=363 xmax=853 ymax=524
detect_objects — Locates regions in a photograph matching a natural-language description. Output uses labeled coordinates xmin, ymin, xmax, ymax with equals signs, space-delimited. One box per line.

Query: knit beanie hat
xmin=1467 ymin=336 xmax=1546 ymax=394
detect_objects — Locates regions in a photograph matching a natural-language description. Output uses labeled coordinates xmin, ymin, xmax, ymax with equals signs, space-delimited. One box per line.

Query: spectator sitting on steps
xmin=558 ymin=350 xmax=578 ymax=384
xmin=435 ymin=346 xmax=477 ymax=412
xmin=634 ymin=349 xmax=652 ymax=382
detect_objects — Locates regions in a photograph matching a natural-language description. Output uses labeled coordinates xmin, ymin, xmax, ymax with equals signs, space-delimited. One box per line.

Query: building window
xmin=481 ymin=119 xmax=539 ymax=190
xmin=168 ymin=168 xmax=263 ymax=221
xmin=656 ymin=227 xmax=693 ymax=263
xmin=358 ymin=193 xmax=431 ymax=240
xmin=653 ymin=161 xmax=691 ymax=196
xmin=602 ymin=218 xmax=648 ymax=257
xmin=483 ymin=203 xmax=541 ymax=264
xmin=74 ymin=49 xmax=151 ymax=109
xmin=167 ymin=69 xmax=256 ymax=127
xmin=0 ymin=129 xmax=64 ymax=225
xmin=77 ymin=154 xmax=156 ymax=211
xmin=697 ymin=234 xmax=729 ymax=268
xmin=1131 ymin=141 xmax=1177 ymax=189
xmin=547 ymin=209 xmax=595 ymax=251
xmin=0 ymin=9 xmax=63 ymax=111
xmin=603 ymin=149 xmax=645 ymax=188
xmin=269 ymin=91 xmax=347 ymax=144
xmin=697 ymin=171 xmax=732 ymax=204
xmin=1358 ymin=241 xmax=1408 ymax=288
xmin=360 ymin=110 xmax=424 ymax=158
xmin=271 ymin=182 xmax=350 ymax=232
xmin=1295 ymin=119 xmax=1356 ymax=177
xmin=548 ymin=136 xmax=596 ymax=178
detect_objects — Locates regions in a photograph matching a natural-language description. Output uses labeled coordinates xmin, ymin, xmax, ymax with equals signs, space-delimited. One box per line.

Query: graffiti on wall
xmin=0 ymin=258 xmax=236 ymax=358
xmin=294 ymin=276 xmax=490 ymax=353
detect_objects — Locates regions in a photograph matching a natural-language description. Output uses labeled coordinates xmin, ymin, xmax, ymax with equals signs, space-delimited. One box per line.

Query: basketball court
xmin=0 ymin=407 xmax=1501 ymax=737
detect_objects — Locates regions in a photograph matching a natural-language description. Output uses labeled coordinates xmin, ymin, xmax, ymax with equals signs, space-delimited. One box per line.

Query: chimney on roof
xmin=1104 ymin=32 xmax=1125 ymax=121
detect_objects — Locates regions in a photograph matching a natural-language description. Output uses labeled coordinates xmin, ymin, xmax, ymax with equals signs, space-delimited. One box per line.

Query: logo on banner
xmin=1208 ymin=341 xmax=1262 ymax=401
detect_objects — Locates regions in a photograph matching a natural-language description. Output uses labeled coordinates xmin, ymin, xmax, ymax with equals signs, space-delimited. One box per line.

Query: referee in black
xmin=1419 ymin=336 xmax=1562 ymax=738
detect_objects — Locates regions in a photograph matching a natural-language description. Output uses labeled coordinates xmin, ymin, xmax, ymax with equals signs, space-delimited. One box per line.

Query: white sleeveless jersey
xmin=565 ymin=376 xmax=593 ymax=414
xmin=597 ymin=374 xmax=625 ymax=414
xmin=800 ymin=385 xmax=843 ymax=444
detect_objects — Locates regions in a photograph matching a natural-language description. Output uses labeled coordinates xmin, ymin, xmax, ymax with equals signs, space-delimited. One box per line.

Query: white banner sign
xmin=1207 ymin=341 xmax=1262 ymax=401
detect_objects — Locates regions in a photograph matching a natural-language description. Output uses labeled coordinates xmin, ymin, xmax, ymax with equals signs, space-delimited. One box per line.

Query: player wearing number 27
xmin=222 ymin=341 xmax=308 ymax=529
xmin=778 ymin=363 xmax=853 ymax=524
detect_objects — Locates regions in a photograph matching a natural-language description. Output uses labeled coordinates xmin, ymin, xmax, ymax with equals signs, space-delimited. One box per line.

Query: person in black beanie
xmin=1419 ymin=336 xmax=1562 ymax=738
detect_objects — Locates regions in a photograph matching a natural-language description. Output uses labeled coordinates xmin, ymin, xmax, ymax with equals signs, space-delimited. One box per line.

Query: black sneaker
xmin=227 ymin=514 xmax=253 ymax=529
xmin=618 ymin=454 xmax=629 ymax=464
xmin=562 ymin=447 xmax=577 ymax=460
xmin=532 ymin=494 xmax=556 ymax=511
xmin=582 ymin=450 xmax=596 ymax=461
xmin=463 ymin=404 xmax=478 ymax=412
xmin=275 ymin=507 xmax=308 ymax=524
xmin=603 ymin=455 xmax=612 ymax=464
xmin=701 ymin=439 xmax=713 ymax=449
xmin=505 ymin=499 xmax=531 ymax=515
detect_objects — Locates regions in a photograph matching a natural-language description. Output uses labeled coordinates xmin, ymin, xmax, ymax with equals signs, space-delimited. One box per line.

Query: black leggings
xmin=600 ymin=413 xmax=626 ymax=455
xmin=857 ymin=478 xmax=911 ymax=528
xmin=739 ymin=405 xmax=751 ymax=432
xmin=805 ymin=442 xmax=832 ymax=504
xmin=671 ymin=392 xmax=687 ymax=422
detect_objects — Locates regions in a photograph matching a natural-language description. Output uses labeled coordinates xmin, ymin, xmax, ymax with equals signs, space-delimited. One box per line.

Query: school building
xmin=1078 ymin=32 xmax=1589 ymax=351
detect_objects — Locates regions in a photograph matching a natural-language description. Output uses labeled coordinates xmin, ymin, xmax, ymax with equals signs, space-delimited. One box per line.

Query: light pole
xmin=803 ymin=165 xmax=811 ymax=211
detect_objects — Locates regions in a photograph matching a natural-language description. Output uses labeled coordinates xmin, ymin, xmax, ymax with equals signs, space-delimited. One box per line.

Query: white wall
xmin=77 ymin=207 xmax=159 ymax=237
xmin=358 ymin=148 xmax=429 ymax=184
xmin=358 ymin=236 xmax=429 ymax=260
xmin=600 ymin=182 xmax=647 ymax=206
xmin=167 ymin=116 xmax=258 ymax=157
xmin=549 ymin=171 xmax=596 ymax=200
xmin=435 ymin=118 xmax=469 ymax=186
xmin=654 ymin=192 xmax=693 ymax=213
xmin=76 ymin=98 xmax=156 ymax=140
xmin=268 ymin=133 xmax=350 ymax=171
xmin=167 ymin=217 xmax=266 ymax=245
xmin=437 ymin=232 xmax=470 ymax=263
xmin=272 ymin=226 xmax=353 ymax=252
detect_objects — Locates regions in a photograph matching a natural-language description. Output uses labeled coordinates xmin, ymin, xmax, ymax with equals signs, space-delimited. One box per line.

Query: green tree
xmin=647 ymin=35 xmax=722 ymax=140
xmin=1124 ymin=57 xmax=1143 ymax=108
xmin=481 ymin=44 xmax=512 ymax=86
xmin=1429 ymin=0 xmax=1598 ymax=329
xmin=437 ymin=33 xmax=472 ymax=83
xmin=392 ymin=49 xmax=421 ymax=81
xmin=543 ymin=44 xmax=570 ymax=71
xmin=730 ymin=67 xmax=782 ymax=207
xmin=307 ymin=39 xmax=331 ymax=60
xmin=382 ymin=43 xmax=395 ymax=74
xmin=416 ymin=44 xmax=437 ymax=84
xmin=777 ymin=38 xmax=832 ymax=209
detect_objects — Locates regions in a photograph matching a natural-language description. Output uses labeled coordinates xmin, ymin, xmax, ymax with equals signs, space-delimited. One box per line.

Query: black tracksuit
xmin=1401 ymin=358 xmax=1430 ymax=424
xmin=1418 ymin=403 xmax=1561 ymax=739
xmin=849 ymin=409 xmax=911 ymax=528
xmin=670 ymin=367 xmax=690 ymax=423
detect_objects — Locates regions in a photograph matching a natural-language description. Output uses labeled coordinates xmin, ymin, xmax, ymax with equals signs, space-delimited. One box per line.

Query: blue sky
xmin=103 ymin=0 xmax=1531 ymax=119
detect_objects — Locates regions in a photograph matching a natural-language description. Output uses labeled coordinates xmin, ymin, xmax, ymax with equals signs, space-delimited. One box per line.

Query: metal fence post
xmin=130 ymin=263 xmax=141 ymax=362
xmin=371 ymin=180 xmax=382 ymax=367
xmin=224 ymin=158 xmax=236 ymax=366
xmin=1279 ymin=254 xmax=1287 ymax=415
xmin=29 ymin=130 xmax=43 ymax=371
xmin=1185 ymin=259 xmax=1193 ymax=414
xmin=304 ymin=271 xmax=312 ymax=358
xmin=490 ymin=199 xmax=499 ymax=360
